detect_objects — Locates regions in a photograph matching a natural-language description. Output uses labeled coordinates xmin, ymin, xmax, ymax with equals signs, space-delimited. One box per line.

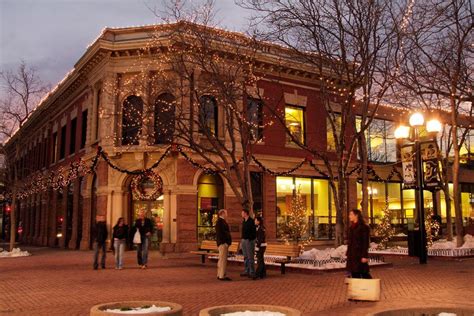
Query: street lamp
xmin=395 ymin=112 xmax=442 ymax=264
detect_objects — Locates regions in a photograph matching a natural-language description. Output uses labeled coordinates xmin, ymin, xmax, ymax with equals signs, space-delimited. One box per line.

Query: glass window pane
xmin=326 ymin=114 xmax=341 ymax=151
xmin=369 ymin=119 xmax=386 ymax=162
xmin=313 ymin=179 xmax=333 ymax=239
xmin=285 ymin=106 xmax=305 ymax=144
xmin=385 ymin=121 xmax=397 ymax=162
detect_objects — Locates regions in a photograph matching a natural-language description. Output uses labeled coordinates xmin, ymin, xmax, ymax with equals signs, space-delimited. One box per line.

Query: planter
xmin=370 ymin=307 xmax=474 ymax=316
xmin=90 ymin=301 xmax=183 ymax=316
xmin=199 ymin=304 xmax=301 ymax=316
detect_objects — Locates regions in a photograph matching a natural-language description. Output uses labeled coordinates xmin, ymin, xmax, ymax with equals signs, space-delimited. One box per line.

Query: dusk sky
xmin=0 ymin=0 xmax=250 ymax=88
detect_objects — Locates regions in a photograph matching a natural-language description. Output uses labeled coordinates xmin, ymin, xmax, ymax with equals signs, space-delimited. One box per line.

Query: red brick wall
xmin=176 ymin=194 xmax=197 ymax=251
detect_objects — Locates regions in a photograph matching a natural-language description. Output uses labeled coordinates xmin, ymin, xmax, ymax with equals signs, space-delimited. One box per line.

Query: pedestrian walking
xmin=215 ymin=209 xmax=232 ymax=281
xmin=112 ymin=217 xmax=128 ymax=270
xmin=133 ymin=210 xmax=153 ymax=269
xmin=346 ymin=209 xmax=372 ymax=279
xmin=92 ymin=215 xmax=107 ymax=270
xmin=240 ymin=209 xmax=256 ymax=278
xmin=253 ymin=216 xmax=267 ymax=280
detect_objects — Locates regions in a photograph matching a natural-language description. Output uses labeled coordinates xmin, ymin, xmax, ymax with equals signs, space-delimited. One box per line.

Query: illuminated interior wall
xmin=197 ymin=174 xmax=223 ymax=241
xmin=285 ymin=106 xmax=305 ymax=144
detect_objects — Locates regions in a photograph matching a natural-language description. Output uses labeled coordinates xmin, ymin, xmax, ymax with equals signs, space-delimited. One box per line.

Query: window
xmin=247 ymin=98 xmax=263 ymax=141
xmin=52 ymin=132 xmax=58 ymax=163
xmin=285 ymin=106 xmax=305 ymax=144
xmin=356 ymin=116 xmax=396 ymax=163
xmin=327 ymin=113 xmax=342 ymax=151
xmin=59 ymin=125 xmax=67 ymax=160
xmin=154 ymin=93 xmax=175 ymax=144
xmin=80 ymin=110 xmax=88 ymax=149
xmin=122 ymin=95 xmax=143 ymax=145
xmin=199 ymin=95 xmax=218 ymax=136
xmin=95 ymin=89 xmax=101 ymax=140
xmin=69 ymin=118 xmax=77 ymax=155
xmin=251 ymin=172 xmax=263 ymax=215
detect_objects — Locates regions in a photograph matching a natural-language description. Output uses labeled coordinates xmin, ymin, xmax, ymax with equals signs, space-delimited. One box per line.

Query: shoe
xmin=240 ymin=272 xmax=249 ymax=277
xmin=218 ymin=277 xmax=232 ymax=281
xmin=93 ymin=266 xmax=98 ymax=270
xmin=141 ymin=265 xmax=147 ymax=269
xmin=101 ymin=266 xmax=106 ymax=269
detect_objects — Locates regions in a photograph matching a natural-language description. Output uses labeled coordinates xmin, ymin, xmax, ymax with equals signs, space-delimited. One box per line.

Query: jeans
xmin=93 ymin=242 xmax=106 ymax=269
xmin=137 ymin=237 xmax=149 ymax=266
xmin=241 ymin=239 xmax=255 ymax=275
xmin=255 ymin=246 xmax=266 ymax=278
xmin=114 ymin=239 xmax=126 ymax=268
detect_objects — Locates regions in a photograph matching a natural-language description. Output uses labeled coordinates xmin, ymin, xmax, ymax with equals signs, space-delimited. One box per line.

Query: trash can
xmin=408 ymin=230 xmax=421 ymax=257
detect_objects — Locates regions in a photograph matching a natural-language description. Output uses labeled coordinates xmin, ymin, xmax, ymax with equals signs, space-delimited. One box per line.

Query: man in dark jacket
xmin=92 ymin=215 xmax=108 ymax=270
xmin=240 ymin=209 xmax=256 ymax=277
xmin=215 ymin=209 xmax=232 ymax=281
xmin=134 ymin=210 xmax=153 ymax=269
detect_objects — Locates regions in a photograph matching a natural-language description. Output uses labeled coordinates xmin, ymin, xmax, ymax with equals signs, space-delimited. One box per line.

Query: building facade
xmin=4 ymin=23 xmax=474 ymax=251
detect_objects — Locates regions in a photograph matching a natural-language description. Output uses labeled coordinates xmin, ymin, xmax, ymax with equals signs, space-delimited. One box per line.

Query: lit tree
xmin=375 ymin=198 xmax=395 ymax=250
xmin=279 ymin=188 xmax=309 ymax=244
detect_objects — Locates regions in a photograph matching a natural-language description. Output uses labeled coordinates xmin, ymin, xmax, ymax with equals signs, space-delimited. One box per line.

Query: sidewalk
xmin=0 ymin=247 xmax=473 ymax=315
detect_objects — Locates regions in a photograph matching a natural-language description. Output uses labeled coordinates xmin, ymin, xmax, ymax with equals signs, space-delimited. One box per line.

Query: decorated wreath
xmin=131 ymin=171 xmax=163 ymax=200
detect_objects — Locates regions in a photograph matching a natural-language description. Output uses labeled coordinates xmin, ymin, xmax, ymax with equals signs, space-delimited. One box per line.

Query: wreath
xmin=131 ymin=171 xmax=163 ymax=200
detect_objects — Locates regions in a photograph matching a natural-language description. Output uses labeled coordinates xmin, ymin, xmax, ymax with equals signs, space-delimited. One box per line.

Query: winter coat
xmin=241 ymin=217 xmax=256 ymax=240
xmin=92 ymin=221 xmax=108 ymax=245
xmin=113 ymin=224 xmax=129 ymax=240
xmin=346 ymin=222 xmax=370 ymax=273
xmin=134 ymin=218 xmax=153 ymax=238
xmin=255 ymin=225 xmax=266 ymax=250
xmin=215 ymin=217 xmax=232 ymax=246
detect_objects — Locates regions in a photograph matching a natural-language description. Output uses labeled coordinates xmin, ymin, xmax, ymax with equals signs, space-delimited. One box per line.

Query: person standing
xmin=112 ymin=217 xmax=128 ymax=270
xmin=346 ymin=209 xmax=372 ymax=279
xmin=134 ymin=210 xmax=153 ymax=269
xmin=253 ymin=216 xmax=267 ymax=280
xmin=92 ymin=215 xmax=108 ymax=270
xmin=215 ymin=209 xmax=232 ymax=281
xmin=240 ymin=209 xmax=256 ymax=278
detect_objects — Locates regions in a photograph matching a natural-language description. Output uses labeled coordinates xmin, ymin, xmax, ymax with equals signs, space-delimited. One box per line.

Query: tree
xmin=375 ymin=198 xmax=394 ymax=250
xmin=239 ymin=0 xmax=407 ymax=245
xmin=395 ymin=0 xmax=473 ymax=246
xmin=279 ymin=188 xmax=309 ymax=244
xmin=0 ymin=61 xmax=48 ymax=251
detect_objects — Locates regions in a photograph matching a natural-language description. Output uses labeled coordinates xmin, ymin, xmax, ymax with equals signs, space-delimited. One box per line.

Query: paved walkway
xmin=0 ymin=247 xmax=473 ymax=315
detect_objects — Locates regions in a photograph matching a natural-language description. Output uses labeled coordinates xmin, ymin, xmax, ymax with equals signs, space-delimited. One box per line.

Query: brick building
xmin=4 ymin=22 xmax=474 ymax=251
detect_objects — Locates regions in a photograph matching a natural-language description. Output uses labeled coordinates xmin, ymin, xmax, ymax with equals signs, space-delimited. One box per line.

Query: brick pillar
xmin=48 ymin=191 xmax=58 ymax=247
xmin=34 ymin=194 xmax=42 ymax=244
xmin=80 ymin=196 xmax=92 ymax=250
xmin=40 ymin=192 xmax=49 ymax=245
xmin=176 ymin=194 xmax=197 ymax=252
xmin=263 ymin=174 xmax=277 ymax=240
xmin=68 ymin=179 xmax=81 ymax=249
xmin=59 ymin=190 xmax=68 ymax=248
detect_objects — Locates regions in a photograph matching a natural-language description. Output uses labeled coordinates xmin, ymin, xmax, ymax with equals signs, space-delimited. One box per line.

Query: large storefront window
xmin=276 ymin=176 xmax=334 ymax=240
xmin=197 ymin=174 xmax=223 ymax=242
xmin=356 ymin=117 xmax=396 ymax=163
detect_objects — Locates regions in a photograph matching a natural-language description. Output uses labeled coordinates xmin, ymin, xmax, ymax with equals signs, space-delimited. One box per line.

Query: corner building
xmin=5 ymin=22 xmax=474 ymax=252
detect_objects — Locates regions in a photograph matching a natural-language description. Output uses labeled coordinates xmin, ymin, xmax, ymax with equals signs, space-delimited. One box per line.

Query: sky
xmin=0 ymin=0 xmax=251 ymax=87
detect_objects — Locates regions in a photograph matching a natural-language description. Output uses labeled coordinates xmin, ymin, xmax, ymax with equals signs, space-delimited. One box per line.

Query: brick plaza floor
xmin=0 ymin=247 xmax=473 ymax=315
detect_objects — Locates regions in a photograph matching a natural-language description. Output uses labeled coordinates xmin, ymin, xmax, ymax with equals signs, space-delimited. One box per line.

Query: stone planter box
xmin=90 ymin=301 xmax=183 ymax=316
xmin=199 ymin=304 xmax=301 ymax=316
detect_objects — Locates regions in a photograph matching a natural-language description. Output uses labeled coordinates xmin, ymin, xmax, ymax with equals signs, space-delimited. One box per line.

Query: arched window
xmin=199 ymin=95 xmax=218 ymax=136
xmin=154 ymin=93 xmax=175 ymax=144
xmin=122 ymin=95 xmax=143 ymax=145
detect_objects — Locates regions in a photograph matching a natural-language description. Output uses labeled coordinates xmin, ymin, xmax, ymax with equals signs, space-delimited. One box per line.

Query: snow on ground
xmin=0 ymin=248 xmax=31 ymax=258
xmin=104 ymin=305 xmax=171 ymax=314
xmin=299 ymin=245 xmax=347 ymax=260
xmin=222 ymin=311 xmax=286 ymax=316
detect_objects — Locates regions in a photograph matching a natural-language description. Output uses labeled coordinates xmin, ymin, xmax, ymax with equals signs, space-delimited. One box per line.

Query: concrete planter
xmin=90 ymin=301 xmax=183 ymax=316
xmin=199 ymin=304 xmax=301 ymax=316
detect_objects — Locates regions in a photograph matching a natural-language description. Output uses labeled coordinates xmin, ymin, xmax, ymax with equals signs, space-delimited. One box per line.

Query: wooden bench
xmin=265 ymin=243 xmax=301 ymax=274
xmin=190 ymin=240 xmax=239 ymax=264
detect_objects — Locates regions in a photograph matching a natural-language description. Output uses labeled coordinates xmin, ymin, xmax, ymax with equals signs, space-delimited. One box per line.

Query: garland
xmin=252 ymin=155 xmax=306 ymax=176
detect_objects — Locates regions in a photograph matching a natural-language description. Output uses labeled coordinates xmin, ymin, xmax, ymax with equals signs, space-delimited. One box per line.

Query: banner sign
xmin=401 ymin=145 xmax=416 ymax=189
xmin=421 ymin=141 xmax=441 ymax=190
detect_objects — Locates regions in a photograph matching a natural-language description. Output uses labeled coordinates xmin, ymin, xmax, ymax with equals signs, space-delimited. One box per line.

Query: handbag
xmin=133 ymin=230 xmax=142 ymax=244
xmin=346 ymin=278 xmax=381 ymax=301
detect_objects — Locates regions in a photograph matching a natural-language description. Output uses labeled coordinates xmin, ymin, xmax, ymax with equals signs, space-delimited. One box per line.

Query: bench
xmin=265 ymin=243 xmax=301 ymax=274
xmin=190 ymin=240 xmax=239 ymax=264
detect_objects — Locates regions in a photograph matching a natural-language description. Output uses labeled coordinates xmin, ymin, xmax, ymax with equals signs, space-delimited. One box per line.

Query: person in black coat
xmin=253 ymin=216 xmax=267 ymax=280
xmin=92 ymin=215 xmax=108 ymax=270
xmin=112 ymin=217 xmax=129 ymax=269
xmin=346 ymin=209 xmax=372 ymax=279
xmin=215 ymin=209 xmax=232 ymax=281
xmin=133 ymin=210 xmax=153 ymax=269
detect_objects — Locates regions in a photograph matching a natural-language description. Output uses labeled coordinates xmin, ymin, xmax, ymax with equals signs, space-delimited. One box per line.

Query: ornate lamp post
xmin=395 ymin=113 xmax=442 ymax=264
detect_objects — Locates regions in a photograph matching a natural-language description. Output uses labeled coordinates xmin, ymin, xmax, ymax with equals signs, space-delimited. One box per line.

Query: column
xmin=68 ymin=179 xmax=81 ymax=249
xmin=47 ymin=191 xmax=58 ymax=247
xmin=59 ymin=190 xmax=68 ymax=248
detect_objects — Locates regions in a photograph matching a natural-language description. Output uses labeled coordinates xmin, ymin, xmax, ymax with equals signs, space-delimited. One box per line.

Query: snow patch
xmin=299 ymin=245 xmax=347 ymax=260
xmin=104 ymin=305 xmax=172 ymax=314
xmin=0 ymin=248 xmax=31 ymax=258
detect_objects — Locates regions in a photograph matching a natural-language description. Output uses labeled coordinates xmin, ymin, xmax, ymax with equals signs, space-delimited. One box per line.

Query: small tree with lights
xmin=280 ymin=188 xmax=309 ymax=245
xmin=375 ymin=199 xmax=395 ymax=250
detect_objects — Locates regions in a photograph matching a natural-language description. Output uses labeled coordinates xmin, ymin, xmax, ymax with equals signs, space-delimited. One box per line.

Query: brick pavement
xmin=0 ymin=247 xmax=473 ymax=315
